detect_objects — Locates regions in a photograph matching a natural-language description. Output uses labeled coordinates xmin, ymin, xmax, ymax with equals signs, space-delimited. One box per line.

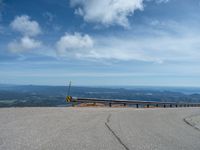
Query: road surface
xmin=0 ymin=107 xmax=200 ymax=150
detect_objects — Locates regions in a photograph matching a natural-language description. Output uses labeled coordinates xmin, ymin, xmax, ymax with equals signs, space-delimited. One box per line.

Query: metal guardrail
xmin=66 ymin=96 xmax=200 ymax=108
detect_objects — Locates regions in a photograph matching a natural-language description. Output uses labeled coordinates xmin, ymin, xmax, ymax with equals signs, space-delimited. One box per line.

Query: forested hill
xmin=0 ymin=84 xmax=200 ymax=107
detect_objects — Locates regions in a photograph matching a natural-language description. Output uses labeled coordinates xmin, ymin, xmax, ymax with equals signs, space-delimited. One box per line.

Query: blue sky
xmin=1 ymin=0 xmax=200 ymax=86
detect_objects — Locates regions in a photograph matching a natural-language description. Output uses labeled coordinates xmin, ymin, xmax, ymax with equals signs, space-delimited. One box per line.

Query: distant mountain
xmin=0 ymin=84 xmax=200 ymax=107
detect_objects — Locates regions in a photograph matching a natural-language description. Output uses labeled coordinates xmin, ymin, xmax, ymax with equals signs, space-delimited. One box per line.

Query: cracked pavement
xmin=0 ymin=107 xmax=200 ymax=150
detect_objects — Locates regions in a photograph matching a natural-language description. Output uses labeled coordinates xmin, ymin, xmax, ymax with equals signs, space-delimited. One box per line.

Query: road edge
xmin=183 ymin=114 xmax=200 ymax=132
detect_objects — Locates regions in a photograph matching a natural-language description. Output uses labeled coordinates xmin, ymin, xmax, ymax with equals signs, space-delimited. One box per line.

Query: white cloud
xmin=10 ymin=15 xmax=41 ymax=37
xmin=56 ymin=22 xmax=200 ymax=64
xmin=43 ymin=12 xmax=55 ymax=22
xmin=76 ymin=38 xmax=163 ymax=63
xmin=56 ymin=32 xmax=94 ymax=55
xmin=8 ymin=36 xmax=41 ymax=53
xmin=56 ymin=32 xmax=162 ymax=63
xmin=97 ymin=30 xmax=200 ymax=63
xmin=71 ymin=0 xmax=144 ymax=28
xmin=70 ymin=0 xmax=170 ymax=28
xmin=155 ymin=0 xmax=169 ymax=3
xmin=8 ymin=15 xmax=42 ymax=53
xmin=146 ymin=0 xmax=169 ymax=4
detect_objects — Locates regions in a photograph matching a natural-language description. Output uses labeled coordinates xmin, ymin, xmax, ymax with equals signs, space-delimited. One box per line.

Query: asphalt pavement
xmin=0 ymin=107 xmax=200 ymax=150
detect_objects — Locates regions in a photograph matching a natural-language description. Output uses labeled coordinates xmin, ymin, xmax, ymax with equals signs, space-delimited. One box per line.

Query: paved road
xmin=0 ymin=107 xmax=200 ymax=150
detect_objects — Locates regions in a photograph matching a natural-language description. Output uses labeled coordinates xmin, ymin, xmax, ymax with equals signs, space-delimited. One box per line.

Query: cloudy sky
xmin=0 ymin=0 xmax=200 ymax=86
